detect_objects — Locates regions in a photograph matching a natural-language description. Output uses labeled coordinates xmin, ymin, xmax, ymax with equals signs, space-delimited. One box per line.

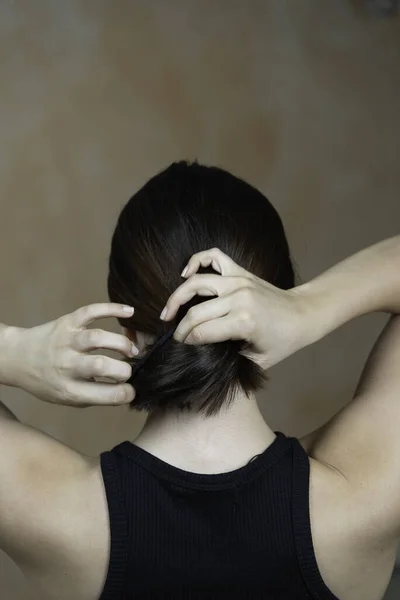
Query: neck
xmin=132 ymin=392 xmax=276 ymax=471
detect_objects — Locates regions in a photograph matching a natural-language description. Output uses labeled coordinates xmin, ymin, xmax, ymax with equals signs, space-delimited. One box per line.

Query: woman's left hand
xmin=3 ymin=303 xmax=138 ymax=408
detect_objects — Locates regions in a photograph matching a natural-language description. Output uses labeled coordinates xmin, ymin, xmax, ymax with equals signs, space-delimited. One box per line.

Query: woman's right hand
xmin=160 ymin=248 xmax=313 ymax=370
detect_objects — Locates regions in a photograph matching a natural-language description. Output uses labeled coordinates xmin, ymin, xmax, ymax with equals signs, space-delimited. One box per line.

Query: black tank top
xmin=98 ymin=431 xmax=340 ymax=599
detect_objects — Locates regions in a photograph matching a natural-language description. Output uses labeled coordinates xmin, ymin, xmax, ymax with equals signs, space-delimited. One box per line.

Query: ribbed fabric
xmin=99 ymin=431 xmax=340 ymax=600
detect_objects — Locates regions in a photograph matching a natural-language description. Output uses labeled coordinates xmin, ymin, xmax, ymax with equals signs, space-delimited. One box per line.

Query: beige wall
xmin=0 ymin=1 xmax=399 ymax=597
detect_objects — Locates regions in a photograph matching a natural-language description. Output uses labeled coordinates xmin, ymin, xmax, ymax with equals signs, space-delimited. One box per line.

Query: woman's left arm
xmin=0 ymin=303 xmax=138 ymax=410
xmin=0 ymin=303 xmax=139 ymax=575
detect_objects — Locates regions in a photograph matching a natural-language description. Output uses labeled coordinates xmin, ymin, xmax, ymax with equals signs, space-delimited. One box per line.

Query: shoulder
xmin=0 ymin=417 xmax=93 ymax=564
xmin=19 ymin=453 xmax=110 ymax=600
xmin=299 ymin=412 xmax=400 ymax=549
xmin=0 ymin=415 xmax=109 ymax=600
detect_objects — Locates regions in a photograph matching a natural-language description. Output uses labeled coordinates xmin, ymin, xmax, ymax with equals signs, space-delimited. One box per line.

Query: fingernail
xmin=132 ymin=345 xmax=139 ymax=356
xmin=181 ymin=266 xmax=188 ymax=277
xmin=160 ymin=307 xmax=168 ymax=320
xmin=123 ymin=306 xmax=134 ymax=314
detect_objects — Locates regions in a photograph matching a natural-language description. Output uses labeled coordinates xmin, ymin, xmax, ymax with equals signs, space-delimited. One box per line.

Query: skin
xmin=125 ymin=329 xmax=277 ymax=469
xmin=0 ymin=237 xmax=400 ymax=599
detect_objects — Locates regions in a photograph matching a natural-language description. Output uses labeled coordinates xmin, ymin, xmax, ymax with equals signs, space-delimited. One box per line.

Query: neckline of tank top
xmin=114 ymin=431 xmax=295 ymax=490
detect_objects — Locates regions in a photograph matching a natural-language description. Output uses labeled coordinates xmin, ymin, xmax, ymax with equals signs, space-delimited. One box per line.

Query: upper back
xmin=21 ymin=430 xmax=398 ymax=600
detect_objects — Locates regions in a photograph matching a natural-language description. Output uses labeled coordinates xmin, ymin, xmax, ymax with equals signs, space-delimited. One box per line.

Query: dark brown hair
xmin=108 ymin=161 xmax=295 ymax=417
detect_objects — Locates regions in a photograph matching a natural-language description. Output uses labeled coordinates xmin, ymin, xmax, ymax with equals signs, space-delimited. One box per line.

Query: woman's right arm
xmin=296 ymin=235 xmax=400 ymax=345
xmin=295 ymin=237 xmax=400 ymax=545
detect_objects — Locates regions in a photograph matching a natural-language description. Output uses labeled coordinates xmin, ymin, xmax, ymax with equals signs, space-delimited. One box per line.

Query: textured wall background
xmin=0 ymin=1 xmax=399 ymax=597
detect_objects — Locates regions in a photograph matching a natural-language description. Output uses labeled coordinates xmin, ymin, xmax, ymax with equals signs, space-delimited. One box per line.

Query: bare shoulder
xmin=20 ymin=455 xmax=110 ymax=600
xmin=309 ymin=316 xmax=400 ymax=545
xmin=298 ymin=409 xmax=400 ymax=547
xmin=64 ymin=456 xmax=111 ymax=600
xmin=298 ymin=429 xmax=398 ymax=600
xmin=298 ymin=314 xmax=400 ymax=550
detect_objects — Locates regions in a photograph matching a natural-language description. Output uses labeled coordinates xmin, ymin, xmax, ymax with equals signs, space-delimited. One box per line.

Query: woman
xmin=0 ymin=161 xmax=399 ymax=600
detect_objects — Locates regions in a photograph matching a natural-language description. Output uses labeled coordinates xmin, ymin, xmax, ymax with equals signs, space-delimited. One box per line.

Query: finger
xmin=71 ymin=304 xmax=134 ymax=328
xmin=181 ymin=314 xmax=251 ymax=345
xmin=74 ymin=355 xmax=132 ymax=383
xmin=173 ymin=293 xmax=232 ymax=342
xmin=181 ymin=247 xmax=253 ymax=279
xmin=161 ymin=274 xmax=249 ymax=322
xmin=69 ymin=381 xmax=135 ymax=406
xmin=74 ymin=329 xmax=137 ymax=358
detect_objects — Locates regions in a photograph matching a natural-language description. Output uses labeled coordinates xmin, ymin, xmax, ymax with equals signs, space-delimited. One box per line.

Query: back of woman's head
xmin=108 ymin=161 xmax=295 ymax=417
